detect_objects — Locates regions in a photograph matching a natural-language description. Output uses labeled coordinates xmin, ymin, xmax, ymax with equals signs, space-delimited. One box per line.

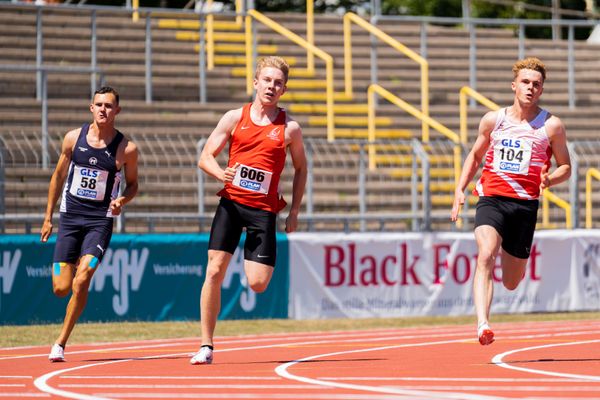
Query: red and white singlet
xmin=474 ymin=107 xmax=552 ymax=200
xmin=217 ymin=103 xmax=288 ymax=213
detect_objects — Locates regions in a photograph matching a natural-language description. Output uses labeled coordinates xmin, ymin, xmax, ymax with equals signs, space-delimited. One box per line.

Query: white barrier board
xmin=288 ymin=230 xmax=600 ymax=319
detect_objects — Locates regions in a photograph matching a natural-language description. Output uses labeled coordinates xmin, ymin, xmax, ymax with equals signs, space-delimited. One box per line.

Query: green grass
xmin=2 ymin=311 xmax=599 ymax=348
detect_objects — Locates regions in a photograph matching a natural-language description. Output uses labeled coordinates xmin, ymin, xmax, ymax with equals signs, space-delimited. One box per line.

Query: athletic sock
xmin=201 ymin=344 xmax=213 ymax=351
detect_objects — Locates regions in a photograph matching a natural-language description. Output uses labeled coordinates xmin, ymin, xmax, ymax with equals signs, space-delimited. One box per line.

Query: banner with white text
xmin=0 ymin=234 xmax=289 ymax=325
xmin=288 ymin=231 xmax=600 ymax=319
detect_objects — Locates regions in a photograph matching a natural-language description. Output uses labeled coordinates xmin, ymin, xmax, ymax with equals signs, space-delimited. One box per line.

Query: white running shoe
xmin=48 ymin=344 xmax=65 ymax=362
xmin=190 ymin=346 xmax=213 ymax=365
xmin=477 ymin=322 xmax=495 ymax=346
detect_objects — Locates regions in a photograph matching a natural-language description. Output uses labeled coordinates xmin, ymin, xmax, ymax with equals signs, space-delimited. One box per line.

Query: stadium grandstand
xmin=0 ymin=0 xmax=599 ymax=234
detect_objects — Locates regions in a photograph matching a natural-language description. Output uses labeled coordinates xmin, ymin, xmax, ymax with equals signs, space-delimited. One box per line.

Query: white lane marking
xmin=28 ymin=324 xmax=600 ymax=400
xmin=59 ymin=383 xmax=326 ymax=389
xmin=492 ymin=339 xmax=600 ymax=382
xmin=382 ymin=385 xmax=600 ymax=392
xmin=0 ymin=383 xmax=25 ymax=387
xmin=61 ymin=376 xmax=282 ymax=380
xmin=0 ymin=376 xmax=32 ymax=379
xmin=275 ymin=338 xmax=507 ymax=400
xmin=94 ymin=393 xmax=418 ymax=399
xmin=320 ymin=377 xmax=594 ymax=382
xmin=0 ymin=394 xmax=49 ymax=398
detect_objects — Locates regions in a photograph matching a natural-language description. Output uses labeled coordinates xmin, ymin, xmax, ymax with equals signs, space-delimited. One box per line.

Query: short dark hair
xmin=93 ymin=86 xmax=120 ymax=105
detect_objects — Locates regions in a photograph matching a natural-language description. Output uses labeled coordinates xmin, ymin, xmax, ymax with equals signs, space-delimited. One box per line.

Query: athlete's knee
xmin=502 ymin=269 xmax=525 ymax=290
xmin=249 ymin=278 xmax=269 ymax=293
xmin=204 ymin=260 xmax=228 ymax=286
xmin=53 ymin=282 xmax=71 ymax=297
xmin=476 ymin=249 xmax=496 ymax=270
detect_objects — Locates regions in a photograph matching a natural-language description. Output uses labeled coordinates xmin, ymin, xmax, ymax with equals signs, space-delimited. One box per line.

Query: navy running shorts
xmin=53 ymin=213 xmax=114 ymax=264
xmin=474 ymin=195 xmax=539 ymax=259
xmin=208 ymin=197 xmax=277 ymax=267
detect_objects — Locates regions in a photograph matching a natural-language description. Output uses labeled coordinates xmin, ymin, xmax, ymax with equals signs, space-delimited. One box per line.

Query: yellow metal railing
xmin=205 ymin=0 xmax=244 ymax=69
xmin=204 ymin=1 xmax=314 ymax=73
xmin=132 ymin=0 xmax=139 ymax=22
xmin=368 ymin=84 xmax=460 ymax=179
xmin=586 ymin=167 xmax=600 ymax=228
xmin=344 ymin=12 xmax=429 ymax=141
xmin=541 ymin=189 xmax=572 ymax=229
xmin=459 ymin=86 xmax=500 ymax=143
xmin=246 ymin=10 xmax=335 ymax=141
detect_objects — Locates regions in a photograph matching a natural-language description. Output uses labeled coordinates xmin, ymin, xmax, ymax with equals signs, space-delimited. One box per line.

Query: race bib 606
xmin=492 ymin=137 xmax=532 ymax=175
xmin=69 ymin=165 xmax=109 ymax=201
xmin=231 ymin=164 xmax=272 ymax=195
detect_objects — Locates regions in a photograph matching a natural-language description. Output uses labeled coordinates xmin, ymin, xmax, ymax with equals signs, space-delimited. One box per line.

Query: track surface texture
xmin=2 ymin=319 xmax=600 ymax=399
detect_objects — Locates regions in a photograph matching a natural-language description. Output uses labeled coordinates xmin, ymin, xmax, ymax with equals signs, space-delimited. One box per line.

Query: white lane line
xmin=275 ymin=338 xmax=507 ymax=400
xmin=61 ymin=376 xmax=282 ymax=380
xmin=59 ymin=383 xmax=326 ymax=389
xmin=94 ymin=393 xmax=418 ymax=399
xmin=0 ymin=383 xmax=25 ymax=387
xmin=384 ymin=385 xmax=600 ymax=392
xmin=0 ymin=376 xmax=32 ymax=379
xmin=34 ymin=351 xmax=190 ymax=400
xmin=492 ymin=339 xmax=600 ymax=382
xmin=320 ymin=377 xmax=593 ymax=382
xmin=0 ymin=394 xmax=49 ymax=398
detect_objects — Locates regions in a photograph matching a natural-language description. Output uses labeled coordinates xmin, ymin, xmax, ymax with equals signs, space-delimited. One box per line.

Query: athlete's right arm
xmin=197 ymin=109 xmax=242 ymax=183
xmin=40 ymin=129 xmax=78 ymax=242
xmin=451 ymin=111 xmax=496 ymax=222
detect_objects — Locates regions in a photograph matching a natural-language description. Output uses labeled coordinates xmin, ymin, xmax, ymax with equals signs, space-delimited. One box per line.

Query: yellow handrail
xmin=246 ymin=10 xmax=335 ymax=141
xmin=306 ymin=0 xmax=315 ymax=74
xmin=206 ymin=0 xmax=215 ymax=70
xmin=541 ymin=189 xmax=572 ymax=229
xmin=132 ymin=0 xmax=139 ymax=22
xmin=344 ymin=12 xmax=429 ymax=141
xmin=368 ymin=84 xmax=461 ymax=181
xmin=586 ymin=167 xmax=600 ymax=228
xmin=459 ymin=86 xmax=500 ymax=143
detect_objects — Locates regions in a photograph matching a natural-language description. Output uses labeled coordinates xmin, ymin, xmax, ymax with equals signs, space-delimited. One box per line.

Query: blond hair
xmin=512 ymin=57 xmax=547 ymax=81
xmin=255 ymin=56 xmax=290 ymax=83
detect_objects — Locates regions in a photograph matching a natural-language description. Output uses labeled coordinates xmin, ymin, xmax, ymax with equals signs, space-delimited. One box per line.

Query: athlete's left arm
xmin=110 ymin=139 xmax=139 ymax=215
xmin=541 ymin=116 xmax=571 ymax=190
xmin=285 ymin=120 xmax=307 ymax=233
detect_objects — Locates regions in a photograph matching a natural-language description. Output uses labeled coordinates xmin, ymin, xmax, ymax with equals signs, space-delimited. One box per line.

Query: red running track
xmin=1 ymin=319 xmax=599 ymax=399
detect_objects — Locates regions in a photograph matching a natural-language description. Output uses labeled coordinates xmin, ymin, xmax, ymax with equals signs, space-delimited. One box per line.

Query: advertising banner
xmin=288 ymin=231 xmax=600 ymax=319
xmin=0 ymin=233 xmax=289 ymax=325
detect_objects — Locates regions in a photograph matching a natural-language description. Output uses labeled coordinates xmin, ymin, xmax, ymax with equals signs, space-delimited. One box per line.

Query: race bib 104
xmin=69 ymin=165 xmax=109 ymax=201
xmin=492 ymin=137 xmax=532 ymax=175
xmin=231 ymin=164 xmax=273 ymax=195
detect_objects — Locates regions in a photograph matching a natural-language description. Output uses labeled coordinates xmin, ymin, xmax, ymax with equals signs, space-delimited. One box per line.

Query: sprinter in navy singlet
xmin=40 ymin=87 xmax=139 ymax=362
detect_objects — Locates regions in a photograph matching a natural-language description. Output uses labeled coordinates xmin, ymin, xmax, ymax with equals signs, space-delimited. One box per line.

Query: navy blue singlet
xmin=59 ymin=123 xmax=124 ymax=217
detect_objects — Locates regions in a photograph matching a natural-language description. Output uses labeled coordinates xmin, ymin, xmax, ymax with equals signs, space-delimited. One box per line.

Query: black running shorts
xmin=53 ymin=213 xmax=114 ymax=264
xmin=474 ymin=196 xmax=539 ymax=259
xmin=208 ymin=198 xmax=277 ymax=267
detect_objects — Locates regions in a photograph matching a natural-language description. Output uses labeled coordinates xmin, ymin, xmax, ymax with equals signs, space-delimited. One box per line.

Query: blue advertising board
xmin=0 ymin=233 xmax=289 ymax=325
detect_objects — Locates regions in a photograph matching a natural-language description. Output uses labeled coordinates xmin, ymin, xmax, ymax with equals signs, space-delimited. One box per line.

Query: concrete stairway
xmin=1 ymin=4 xmax=599 ymax=232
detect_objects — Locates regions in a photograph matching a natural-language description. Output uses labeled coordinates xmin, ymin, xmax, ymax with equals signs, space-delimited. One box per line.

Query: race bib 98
xmin=231 ymin=164 xmax=273 ymax=194
xmin=69 ymin=165 xmax=109 ymax=201
xmin=492 ymin=138 xmax=532 ymax=175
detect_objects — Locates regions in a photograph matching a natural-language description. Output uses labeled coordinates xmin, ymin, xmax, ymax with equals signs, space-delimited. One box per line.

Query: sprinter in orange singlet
xmin=191 ymin=56 xmax=307 ymax=365
xmin=451 ymin=57 xmax=571 ymax=345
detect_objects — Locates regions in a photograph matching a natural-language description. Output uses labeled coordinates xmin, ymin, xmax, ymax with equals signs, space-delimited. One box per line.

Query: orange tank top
xmin=217 ymin=103 xmax=287 ymax=213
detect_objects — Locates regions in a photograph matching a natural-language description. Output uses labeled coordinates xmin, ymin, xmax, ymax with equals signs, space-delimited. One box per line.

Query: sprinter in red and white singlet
xmin=451 ymin=58 xmax=571 ymax=346
xmin=192 ymin=56 xmax=307 ymax=365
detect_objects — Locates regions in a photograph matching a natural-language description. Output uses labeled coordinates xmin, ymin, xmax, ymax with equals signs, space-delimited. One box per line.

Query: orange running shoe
xmin=477 ymin=322 xmax=495 ymax=345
